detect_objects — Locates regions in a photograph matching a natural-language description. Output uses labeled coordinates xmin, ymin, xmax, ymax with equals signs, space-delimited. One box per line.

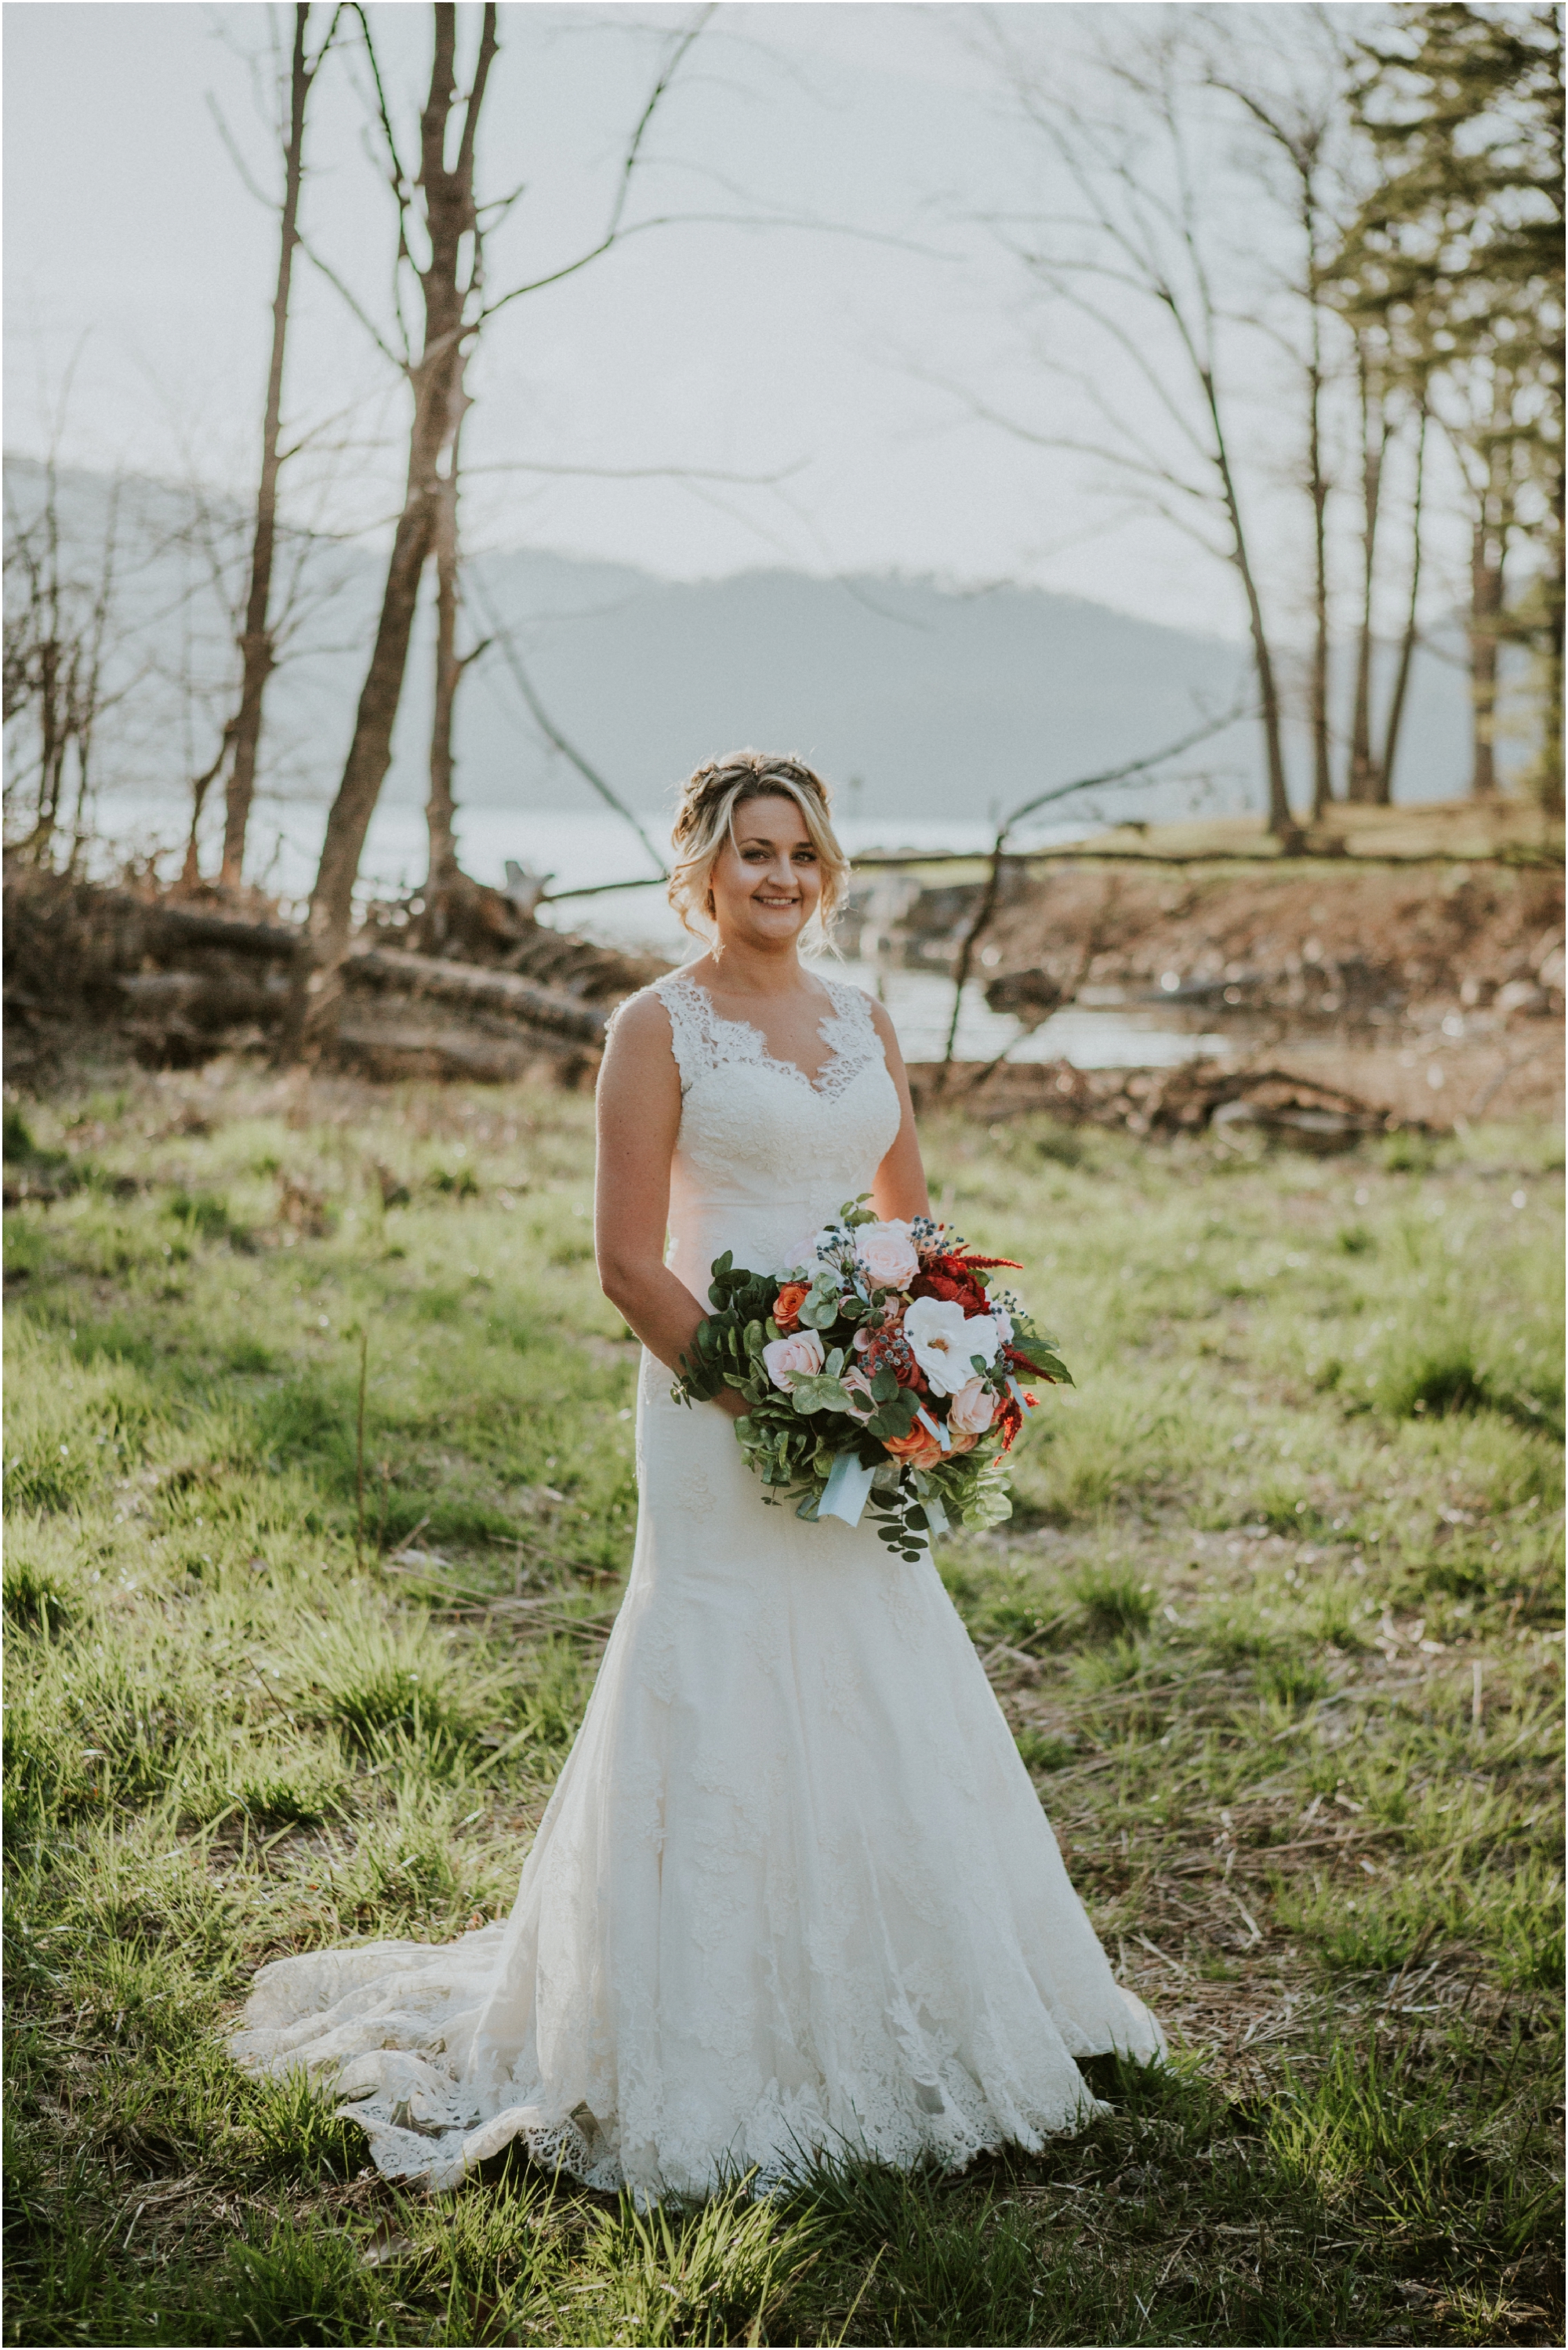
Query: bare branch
xmin=296 ymin=230 xmax=409 ymax=372
xmin=348 ymin=2 xmax=412 ymax=193
xmin=469 ymin=575 xmax=669 ymax=882
xmin=205 ymin=93 xmax=275 ymax=211
xmin=602 ymin=10 xmax=713 ymax=249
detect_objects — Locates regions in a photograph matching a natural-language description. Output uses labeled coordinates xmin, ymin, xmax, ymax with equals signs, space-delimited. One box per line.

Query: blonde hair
xmin=668 ymin=751 xmax=850 ymax=946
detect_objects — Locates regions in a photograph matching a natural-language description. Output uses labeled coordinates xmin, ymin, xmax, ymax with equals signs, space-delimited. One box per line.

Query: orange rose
xmin=883 ymin=1423 xmax=944 ymax=1470
xmin=773 ymin=1282 xmax=809 ymax=1333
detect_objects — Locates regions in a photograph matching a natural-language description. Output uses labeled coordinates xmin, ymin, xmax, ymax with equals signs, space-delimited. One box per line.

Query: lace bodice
xmin=633 ymin=968 xmax=902 ymax=1281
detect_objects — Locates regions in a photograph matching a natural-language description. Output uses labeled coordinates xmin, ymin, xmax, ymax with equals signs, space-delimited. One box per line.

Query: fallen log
xmin=347 ymin=946 xmax=608 ymax=1042
xmin=141 ymin=905 xmax=301 ymax=960
xmin=906 ymin=1057 xmax=1425 ymax=1141
xmin=5 ymin=857 xmax=655 ymax=1078
xmin=115 ymin=970 xmax=289 ymax=1028
xmin=335 ymin=1008 xmax=593 ymax=1085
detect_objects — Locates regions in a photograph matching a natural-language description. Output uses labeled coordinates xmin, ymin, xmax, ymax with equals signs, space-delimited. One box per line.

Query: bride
xmin=230 ymin=751 xmax=1163 ymax=2202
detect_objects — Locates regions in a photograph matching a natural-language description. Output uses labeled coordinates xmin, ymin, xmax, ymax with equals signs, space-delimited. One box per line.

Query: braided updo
xmin=668 ymin=750 xmax=851 ymax=945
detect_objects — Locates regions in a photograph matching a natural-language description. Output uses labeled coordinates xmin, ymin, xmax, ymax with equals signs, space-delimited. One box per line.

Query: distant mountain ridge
xmin=4 ymin=455 xmax=1476 ymax=838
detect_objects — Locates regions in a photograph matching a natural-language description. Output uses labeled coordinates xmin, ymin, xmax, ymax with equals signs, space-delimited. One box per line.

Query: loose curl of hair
xmin=668 ymin=751 xmax=851 ymax=947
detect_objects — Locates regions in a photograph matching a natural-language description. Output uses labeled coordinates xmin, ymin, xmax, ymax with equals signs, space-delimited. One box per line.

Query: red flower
xmin=996 ymin=1393 xmax=1024 ymax=1451
xmin=911 ymin=1259 xmax=992 ymax=1317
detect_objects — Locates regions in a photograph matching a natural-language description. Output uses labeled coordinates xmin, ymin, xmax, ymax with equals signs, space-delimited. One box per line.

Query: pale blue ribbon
xmin=819 ymin=1450 xmax=878 ymax=1527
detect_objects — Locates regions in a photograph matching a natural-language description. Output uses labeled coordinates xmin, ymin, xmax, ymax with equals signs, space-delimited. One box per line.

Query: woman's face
xmin=707 ymin=793 xmax=823 ymax=951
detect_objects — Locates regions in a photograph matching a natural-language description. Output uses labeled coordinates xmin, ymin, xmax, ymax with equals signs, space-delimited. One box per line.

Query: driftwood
xmin=908 ymin=1057 xmax=1423 ymax=1145
xmin=142 ymin=904 xmax=303 ymax=959
xmin=347 ymin=946 xmax=607 ymax=1041
xmin=3 ymin=859 xmax=648 ymax=1079
xmin=334 ymin=1008 xmax=593 ymax=1085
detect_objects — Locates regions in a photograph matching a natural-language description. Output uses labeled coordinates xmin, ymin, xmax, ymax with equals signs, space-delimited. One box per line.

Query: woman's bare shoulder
xmin=603 ymin=984 xmax=677 ymax=1066
xmin=861 ymin=991 xmax=904 ymax=1055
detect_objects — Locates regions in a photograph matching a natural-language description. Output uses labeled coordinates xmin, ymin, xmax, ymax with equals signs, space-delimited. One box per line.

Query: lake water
xmin=85 ymin=790 xmax=1228 ymax=1072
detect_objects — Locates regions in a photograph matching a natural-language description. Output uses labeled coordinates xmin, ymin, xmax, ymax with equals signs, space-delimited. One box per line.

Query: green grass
xmin=3 ymin=1057 xmax=1562 ymax=2347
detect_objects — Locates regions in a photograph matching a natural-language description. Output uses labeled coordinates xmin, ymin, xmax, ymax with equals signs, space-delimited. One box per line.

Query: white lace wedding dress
xmin=230 ymin=970 xmax=1163 ymax=2200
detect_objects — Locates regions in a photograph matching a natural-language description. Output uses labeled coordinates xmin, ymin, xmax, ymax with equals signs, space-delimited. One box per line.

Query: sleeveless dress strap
xmin=815 ymin=977 xmax=888 ymax=1101
xmin=651 ymin=969 xmax=722 ymax=1093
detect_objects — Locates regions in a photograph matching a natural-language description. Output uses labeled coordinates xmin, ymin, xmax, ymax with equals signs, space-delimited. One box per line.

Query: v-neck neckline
xmin=679 ymin=972 xmax=846 ymax=1097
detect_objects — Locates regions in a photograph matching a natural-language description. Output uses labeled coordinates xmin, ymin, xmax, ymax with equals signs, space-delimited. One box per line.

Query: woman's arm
xmin=866 ymin=997 xmax=931 ymax=1222
xmin=593 ymin=993 xmax=748 ymax=1418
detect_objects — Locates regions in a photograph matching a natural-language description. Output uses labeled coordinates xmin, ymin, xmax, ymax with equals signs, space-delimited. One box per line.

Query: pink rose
xmin=949 ymin=1377 xmax=996 ymax=1437
xmin=853 ymin=1220 xmax=920 ymax=1292
xmin=761 ymin=1330 xmax=826 ymax=1390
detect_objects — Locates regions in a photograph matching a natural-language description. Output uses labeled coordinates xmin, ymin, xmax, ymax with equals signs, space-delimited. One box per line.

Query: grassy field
xmin=3 ymin=1056 xmax=1563 ymax=2348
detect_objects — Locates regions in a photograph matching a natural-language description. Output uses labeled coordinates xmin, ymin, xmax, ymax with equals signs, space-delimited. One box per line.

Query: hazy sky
xmin=4 ymin=2 xmax=1457 ymax=643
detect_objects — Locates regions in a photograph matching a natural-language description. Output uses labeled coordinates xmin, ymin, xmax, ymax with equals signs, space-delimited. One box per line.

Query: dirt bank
xmin=975 ymin=859 xmax=1563 ymax=1019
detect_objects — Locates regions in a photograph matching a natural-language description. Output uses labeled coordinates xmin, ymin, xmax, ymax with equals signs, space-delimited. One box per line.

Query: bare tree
xmin=284 ymin=0 xmax=499 ymax=1050
xmin=209 ymin=4 xmax=343 ymax=885
xmin=1202 ymin=47 xmax=1347 ymax=821
xmin=421 ymin=413 xmax=495 ymax=946
xmin=936 ymin=698 xmax=1254 ymax=1083
xmin=1345 ymin=334 xmax=1394 ymax=801
xmin=282 ymin=4 xmax=720 ymax=1052
xmin=971 ymin=24 xmax=1299 ymax=837
xmin=3 ymin=459 xmax=133 ymax=867
xmin=1463 ymin=392 xmax=1520 ymax=800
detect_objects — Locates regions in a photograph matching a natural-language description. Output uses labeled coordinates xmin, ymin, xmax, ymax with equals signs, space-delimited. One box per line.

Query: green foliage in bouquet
xmin=673 ymin=1200 xmax=1069 ymax=1560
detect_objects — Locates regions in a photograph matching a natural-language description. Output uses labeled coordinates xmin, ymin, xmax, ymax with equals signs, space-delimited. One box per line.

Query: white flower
xmin=853 ymin=1219 xmax=920 ymax=1291
xmin=761 ymin=1330 xmax=826 ymax=1390
xmin=902 ymin=1295 xmax=1000 ymax=1397
xmin=990 ymin=1306 xmax=1014 ymax=1345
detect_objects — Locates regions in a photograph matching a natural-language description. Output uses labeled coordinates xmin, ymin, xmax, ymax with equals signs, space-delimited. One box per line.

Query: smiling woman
xmin=666 ymin=753 xmax=851 ymax=957
xmin=227 ymin=748 xmax=1163 ymax=2202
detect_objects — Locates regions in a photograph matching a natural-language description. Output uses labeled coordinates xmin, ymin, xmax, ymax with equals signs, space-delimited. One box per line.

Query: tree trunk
xmin=1469 ymin=513 xmax=1505 ymax=798
xmin=1308 ymin=461 xmax=1332 ymax=817
xmin=1206 ymin=391 xmax=1293 ymax=837
xmin=423 ymin=410 xmax=470 ymax=946
xmin=1539 ymin=585 xmax=1564 ymax=815
xmin=181 ymin=726 xmax=236 ymax=888
xmin=1375 ymin=401 xmax=1426 ymax=807
xmin=1533 ymin=445 xmax=1563 ymax=814
xmin=1306 ymin=261 xmax=1332 ymax=821
xmin=1346 ymin=349 xmax=1389 ymax=805
xmin=287 ymin=2 xmax=498 ymax=1055
xmin=220 ymin=7 xmax=317 ymax=887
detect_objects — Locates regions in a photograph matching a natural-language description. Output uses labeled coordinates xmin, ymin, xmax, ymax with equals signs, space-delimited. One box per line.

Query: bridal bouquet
xmin=673 ymin=1198 xmax=1071 ymax=1560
